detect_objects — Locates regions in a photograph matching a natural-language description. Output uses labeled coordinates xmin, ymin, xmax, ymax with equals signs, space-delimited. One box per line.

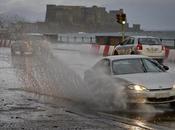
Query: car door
xmin=116 ymin=38 xmax=129 ymax=55
xmin=124 ymin=37 xmax=135 ymax=54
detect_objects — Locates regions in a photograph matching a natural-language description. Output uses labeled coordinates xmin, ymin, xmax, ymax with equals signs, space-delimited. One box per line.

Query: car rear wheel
xmin=130 ymin=51 xmax=135 ymax=55
xmin=113 ymin=50 xmax=118 ymax=55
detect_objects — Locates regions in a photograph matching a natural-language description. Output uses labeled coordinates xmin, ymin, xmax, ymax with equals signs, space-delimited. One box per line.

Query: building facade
xmin=44 ymin=5 xmax=141 ymax=33
xmin=17 ymin=5 xmax=141 ymax=33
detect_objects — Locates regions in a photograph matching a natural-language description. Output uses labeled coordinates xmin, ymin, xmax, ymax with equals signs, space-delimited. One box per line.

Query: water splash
xmin=84 ymin=68 xmax=127 ymax=111
xmin=12 ymin=41 xmax=86 ymax=98
xmin=11 ymin=40 xmax=127 ymax=111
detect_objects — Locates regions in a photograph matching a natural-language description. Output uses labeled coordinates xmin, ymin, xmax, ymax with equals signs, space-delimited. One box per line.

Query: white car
xmin=84 ymin=55 xmax=175 ymax=107
xmin=113 ymin=36 xmax=166 ymax=63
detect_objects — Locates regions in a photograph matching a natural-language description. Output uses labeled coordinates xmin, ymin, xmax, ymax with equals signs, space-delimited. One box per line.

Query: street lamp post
xmin=121 ymin=21 xmax=126 ymax=42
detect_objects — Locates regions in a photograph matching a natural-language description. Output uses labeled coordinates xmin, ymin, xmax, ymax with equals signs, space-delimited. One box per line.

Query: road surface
xmin=0 ymin=44 xmax=175 ymax=130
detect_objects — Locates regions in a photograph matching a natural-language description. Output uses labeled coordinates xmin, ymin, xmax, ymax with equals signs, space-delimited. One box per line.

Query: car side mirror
xmin=163 ymin=65 xmax=169 ymax=71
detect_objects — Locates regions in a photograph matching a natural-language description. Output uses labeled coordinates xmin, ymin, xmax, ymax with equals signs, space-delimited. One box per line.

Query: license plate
xmin=146 ymin=48 xmax=158 ymax=53
xmin=155 ymin=92 xmax=169 ymax=98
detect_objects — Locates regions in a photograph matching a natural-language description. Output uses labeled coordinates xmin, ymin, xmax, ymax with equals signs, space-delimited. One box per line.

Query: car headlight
xmin=127 ymin=84 xmax=147 ymax=91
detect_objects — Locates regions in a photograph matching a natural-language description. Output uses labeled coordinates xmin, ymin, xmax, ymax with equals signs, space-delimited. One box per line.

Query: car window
xmin=138 ymin=38 xmax=161 ymax=45
xmin=121 ymin=39 xmax=129 ymax=45
xmin=93 ymin=59 xmax=111 ymax=74
xmin=142 ymin=59 xmax=164 ymax=72
xmin=126 ymin=38 xmax=134 ymax=45
xmin=112 ymin=59 xmax=145 ymax=75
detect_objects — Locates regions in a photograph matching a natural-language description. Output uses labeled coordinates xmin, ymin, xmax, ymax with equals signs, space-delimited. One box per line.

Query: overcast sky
xmin=0 ymin=0 xmax=175 ymax=31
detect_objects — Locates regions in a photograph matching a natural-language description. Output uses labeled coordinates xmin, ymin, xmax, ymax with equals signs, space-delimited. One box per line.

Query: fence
xmin=57 ymin=35 xmax=96 ymax=44
xmin=57 ymin=35 xmax=175 ymax=48
xmin=0 ymin=36 xmax=174 ymax=50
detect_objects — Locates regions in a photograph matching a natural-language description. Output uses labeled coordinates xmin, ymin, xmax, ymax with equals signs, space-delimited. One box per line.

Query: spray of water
xmin=12 ymin=39 xmax=161 ymax=112
xmin=83 ymin=67 xmax=127 ymax=111
xmin=13 ymin=40 xmax=87 ymax=100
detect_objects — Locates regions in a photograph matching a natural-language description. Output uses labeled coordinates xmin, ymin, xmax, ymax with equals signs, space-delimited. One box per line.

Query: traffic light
xmin=116 ymin=13 xmax=126 ymax=25
xmin=116 ymin=14 xmax=122 ymax=24
xmin=121 ymin=13 xmax=126 ymax=24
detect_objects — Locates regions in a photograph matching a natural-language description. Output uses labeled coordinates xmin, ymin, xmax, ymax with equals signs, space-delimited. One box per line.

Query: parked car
xmin=84 ymin=55 xmax=175 ymax=107
xmin=11 ymin=40 xmax=33 ymax=55
xmin=113 ymin=36 xmax=166 ymax=63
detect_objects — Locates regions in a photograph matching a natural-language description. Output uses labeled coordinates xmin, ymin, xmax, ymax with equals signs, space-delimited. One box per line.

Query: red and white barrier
xmin=90 ymin=44 xmax=175 ymax=62
xmin=91 ymin=44 xmax=114 ymax=56
xmin=0 ymin=39 xmax=12 ymax=48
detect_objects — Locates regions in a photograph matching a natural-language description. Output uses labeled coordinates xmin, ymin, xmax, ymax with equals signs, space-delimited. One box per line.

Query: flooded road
xmin=0 ymin=45 xmax=175 ymax=129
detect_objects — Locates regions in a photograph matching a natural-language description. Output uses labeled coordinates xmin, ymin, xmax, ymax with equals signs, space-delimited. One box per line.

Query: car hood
xmin=113 ymin=72 xmax=175 ymax=90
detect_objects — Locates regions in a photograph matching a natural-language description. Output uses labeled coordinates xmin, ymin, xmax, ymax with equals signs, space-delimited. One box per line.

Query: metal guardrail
xmin=57 ymin=36 xmax=175 ymax=49
xmin=57 ymin=35 xmax=95 ymax=43
xmin=160 ymin=38 xmax=175 ymax=49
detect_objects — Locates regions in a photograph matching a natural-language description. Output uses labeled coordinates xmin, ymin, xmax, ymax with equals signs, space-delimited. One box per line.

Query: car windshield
xmin=112 ymin=58 xmax=164 ymax=75
xmin=138 ymin=38 xmax=161 ymax=45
